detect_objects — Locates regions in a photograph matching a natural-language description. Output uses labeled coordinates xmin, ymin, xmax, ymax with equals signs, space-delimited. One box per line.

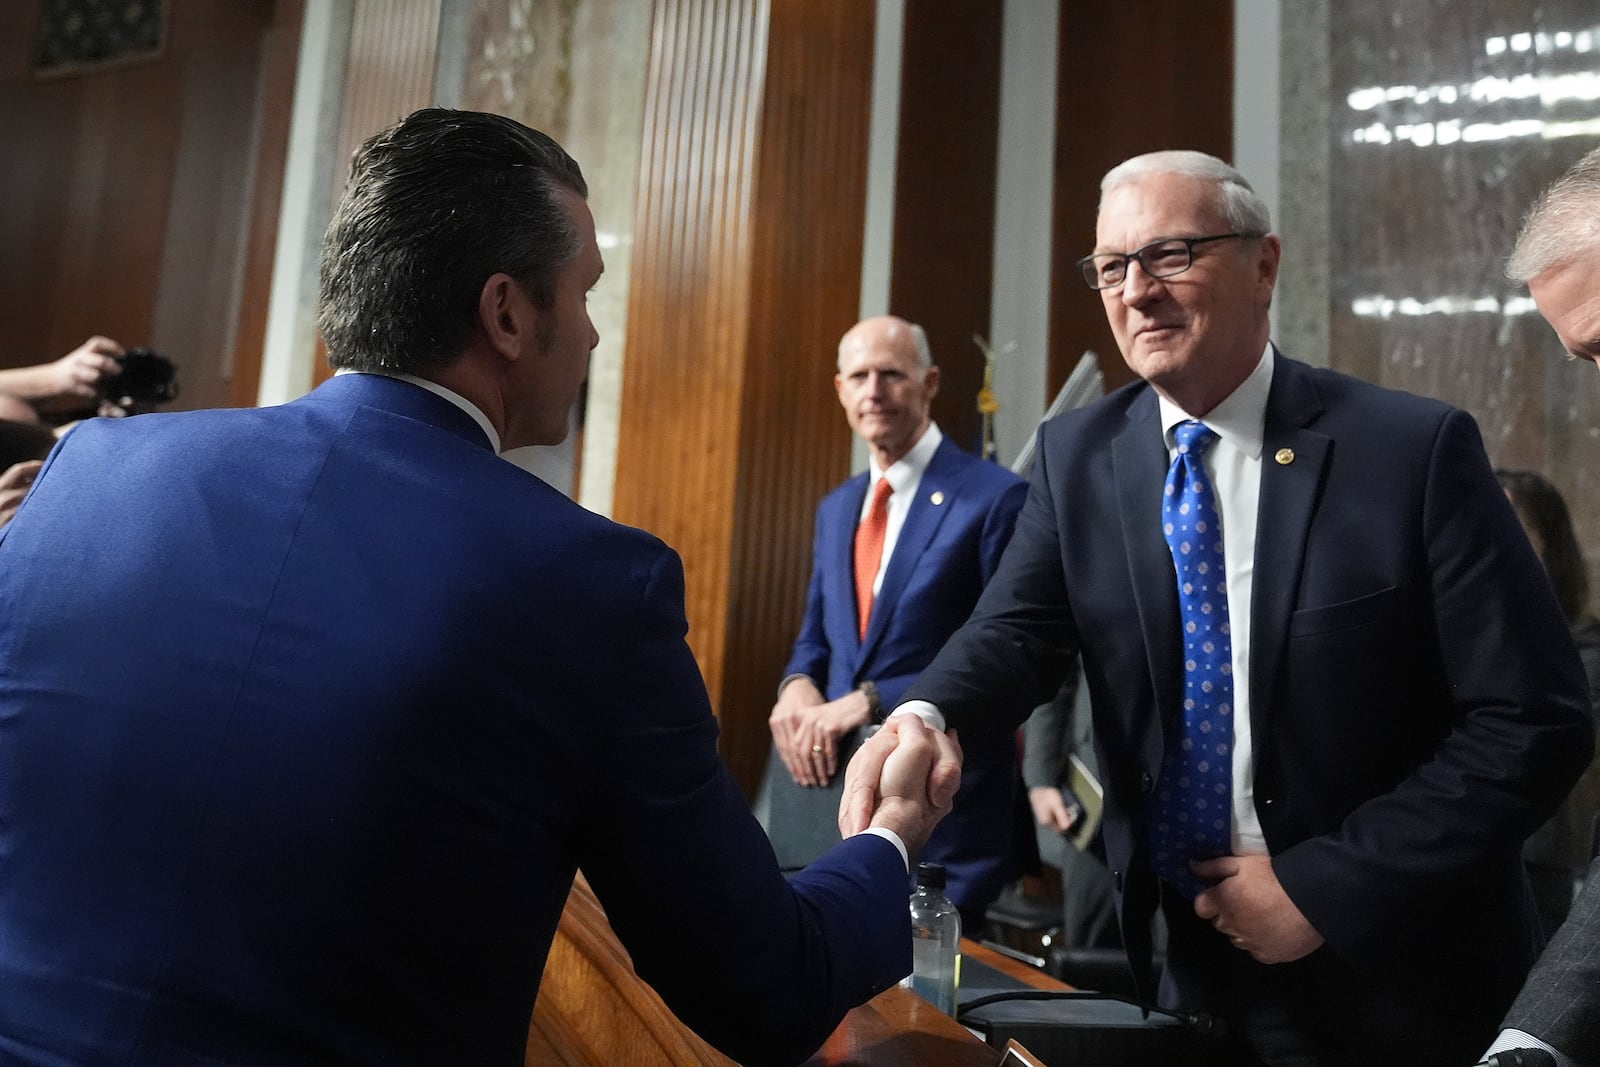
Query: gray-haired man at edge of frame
xmin=1484 ymin=143 xmax=1600 ymax=1067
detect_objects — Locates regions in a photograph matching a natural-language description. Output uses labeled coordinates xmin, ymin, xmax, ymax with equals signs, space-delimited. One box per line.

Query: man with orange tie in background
xmin=763 ymin=314 xmax=1027 ymax=928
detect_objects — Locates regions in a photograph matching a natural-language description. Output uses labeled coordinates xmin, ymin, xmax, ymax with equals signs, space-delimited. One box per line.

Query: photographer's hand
xmin=0 ymin=337 xmax=124 ymax=409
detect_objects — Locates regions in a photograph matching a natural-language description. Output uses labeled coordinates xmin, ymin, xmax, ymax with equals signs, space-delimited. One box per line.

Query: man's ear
xmin=478 ymin=272 xmax=538 ymax=363
xmin=922 ymin=364 xmax=941 ymax=400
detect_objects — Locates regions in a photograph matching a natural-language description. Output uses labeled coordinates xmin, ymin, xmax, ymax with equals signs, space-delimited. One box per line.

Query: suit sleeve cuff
xmin=858 ymin=827 xmax=910 ymax=873
xmin=776 ymin=673 xmax=814 ymax=701
xmin=890 ymin=700 xmax=946 ymax=732
xmin=1484 ymin=1029 xmax=1575 ymax=1066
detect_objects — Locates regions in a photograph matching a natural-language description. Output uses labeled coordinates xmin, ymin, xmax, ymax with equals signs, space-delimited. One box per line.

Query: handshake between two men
xmin=837 ymin=715 xmax=964 ymax=860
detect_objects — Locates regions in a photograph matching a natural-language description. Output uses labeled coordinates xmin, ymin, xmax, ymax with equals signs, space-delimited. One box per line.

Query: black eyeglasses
xmin=1077 ymin=233 xmax=1256 ymax=291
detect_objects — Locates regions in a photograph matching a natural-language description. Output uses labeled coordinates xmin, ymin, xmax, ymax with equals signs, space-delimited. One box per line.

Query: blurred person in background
xmin=1498 ymin=468 xmax=1600 ymax=936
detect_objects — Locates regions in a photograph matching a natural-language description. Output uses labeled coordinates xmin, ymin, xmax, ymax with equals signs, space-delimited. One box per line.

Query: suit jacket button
xmin=1261 ymin=796 xmax=1275 ymax=807
xmin=1139 ymin=772 xmax=1153 ymax=794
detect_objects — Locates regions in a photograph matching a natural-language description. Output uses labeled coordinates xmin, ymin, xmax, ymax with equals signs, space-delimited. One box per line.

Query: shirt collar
xmin=1157 ymin=342 xmax=1273 ymax=460
xmin=871 ymin=421 xmax=943 ymax=494
xmin=335 ymin=369 xmax=502 ymax=454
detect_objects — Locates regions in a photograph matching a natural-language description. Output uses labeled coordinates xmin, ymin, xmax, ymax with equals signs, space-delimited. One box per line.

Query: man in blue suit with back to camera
xmin=843 ymin=150 xmax=1593 ymax=1066
xmin=763 ymin=314 xmax=1026 ymax=928
xmin=0 ymin=108 xmax=961 ymax=1067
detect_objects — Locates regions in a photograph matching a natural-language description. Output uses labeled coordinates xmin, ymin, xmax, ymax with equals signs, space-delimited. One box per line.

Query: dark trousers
xmin=1157 ymin=890 xmax=1486 ymax=1067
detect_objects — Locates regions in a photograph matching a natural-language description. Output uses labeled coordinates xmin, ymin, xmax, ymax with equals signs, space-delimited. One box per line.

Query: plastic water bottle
xmin=902 ymin=861 xmax=961 ymax=1013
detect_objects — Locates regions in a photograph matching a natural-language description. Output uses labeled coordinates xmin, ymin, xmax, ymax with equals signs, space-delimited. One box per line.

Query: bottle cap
xmin=914 ymin=861 xmax=946 ymax=890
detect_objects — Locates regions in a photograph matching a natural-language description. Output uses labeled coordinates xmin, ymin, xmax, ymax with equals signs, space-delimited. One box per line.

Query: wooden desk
xmin=526 ymin=878 xmax=1048 ymax=1066
xmin=800 ymin=982 xmax=996 ymax=1067
xmin=962 ymin=939 xmax=1072 ymax=992
xmin=803 ymin=939 xmax=1071 ymax=1065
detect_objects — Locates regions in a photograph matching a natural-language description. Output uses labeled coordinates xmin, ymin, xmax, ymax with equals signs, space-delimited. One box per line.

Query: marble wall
xmin=435 ymin=0 xmax=650 ymax=505
xmin=1282 ymin=0 xmax=1600 ymax=591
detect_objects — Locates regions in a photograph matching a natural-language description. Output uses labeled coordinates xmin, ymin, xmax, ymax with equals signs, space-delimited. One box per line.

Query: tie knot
xmin=870 ymin=477 xmax=894 ymax=507
xmin=1173 ymin=420 xmax=1217 ymax=456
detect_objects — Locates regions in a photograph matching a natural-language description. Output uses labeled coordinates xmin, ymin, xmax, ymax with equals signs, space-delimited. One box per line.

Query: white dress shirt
xmin=1484 ymin=1029 xmax=1572 ymax=1065
xmin=334 ymin=369 xmax=502 ymax=454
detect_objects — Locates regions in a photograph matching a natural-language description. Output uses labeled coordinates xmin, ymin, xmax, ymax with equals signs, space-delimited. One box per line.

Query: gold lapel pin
xmin=930 ymin=491 xmax=945 ymax=506
xmin=1274 ymin=448 xmax=1295 ymax=465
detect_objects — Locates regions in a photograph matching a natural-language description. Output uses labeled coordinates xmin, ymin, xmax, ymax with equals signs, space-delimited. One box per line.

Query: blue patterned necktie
xmin=1150 ymin=420 xmax=1233 ymax=898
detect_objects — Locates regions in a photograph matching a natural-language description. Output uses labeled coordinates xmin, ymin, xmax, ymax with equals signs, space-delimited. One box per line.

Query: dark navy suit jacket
xmin=0 ymin=374 xmax=910 ymax=1067
xmin=764 ymin=436 xmax=1026 ymax=912
xmin=905 ymin=354 xmax=1594 ymax=1062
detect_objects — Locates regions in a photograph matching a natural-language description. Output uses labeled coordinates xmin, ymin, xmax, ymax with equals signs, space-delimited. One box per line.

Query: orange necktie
xmin=854 ymin=477 xmax=894 ymax=639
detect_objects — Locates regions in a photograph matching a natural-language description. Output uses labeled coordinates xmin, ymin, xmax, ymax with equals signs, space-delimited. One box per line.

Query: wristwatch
xmin=859 ymin=679 xmax=883 ymax=720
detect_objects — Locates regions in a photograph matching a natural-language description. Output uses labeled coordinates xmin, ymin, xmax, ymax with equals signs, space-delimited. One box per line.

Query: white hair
xmin=1099 ymin=150 xmax=1272 ymax=236
xmin=1508 ymin=146 xmax=1600 ymax=282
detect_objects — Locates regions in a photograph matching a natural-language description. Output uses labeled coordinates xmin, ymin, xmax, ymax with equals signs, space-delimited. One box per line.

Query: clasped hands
xmin=836 ymin=714 xmax=963 ymax=860
xmin=769 ymin=676 xmax=875 ymax=787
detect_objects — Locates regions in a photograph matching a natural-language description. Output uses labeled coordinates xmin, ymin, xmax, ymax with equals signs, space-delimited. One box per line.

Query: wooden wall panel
xmin=0 ymin=0 xmax=285 ymax=415
xmin=1049 ymin=1 xmax=1234 ymax=396
xmin=614 ymin=0 xmax=873 ymax=796
xmin=730 ymin=0 xmax=878 ymax=798
xmin=231 ymin=0 xmax=306 ymax=408
xmin=889 ymin=1 xmax=1004 ymax=454
xmin=311 ymin=0 xmax=444 ymax=388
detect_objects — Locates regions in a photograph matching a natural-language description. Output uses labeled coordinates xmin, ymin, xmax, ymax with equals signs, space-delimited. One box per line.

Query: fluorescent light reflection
xmin=1347 ymin=26 xmax=1600 ymax=147
xmin=1351 ymin=295 xmax=1541 ymax=319
xmin=1485 ymin=29 xmax=1597 ymax=56
xmin=1347 ymin=71 xmax=1600 ymax=112
xmin=1353 ymin=116 xmax=1600 ymax=146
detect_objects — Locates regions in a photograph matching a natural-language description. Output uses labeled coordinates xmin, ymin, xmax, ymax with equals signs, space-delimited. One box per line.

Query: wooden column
xmin=307 ymin=0 xmax=444 ymax=389
xmin=613 ymin=0 xmax=874 ymax=796
xmin=231 ymin=0 xmax=306 ymax=408
xmin=1049 ymin=1 xmax=1234 ymax=395
xmin=889 ymin=0 xmax=1005 ymax=454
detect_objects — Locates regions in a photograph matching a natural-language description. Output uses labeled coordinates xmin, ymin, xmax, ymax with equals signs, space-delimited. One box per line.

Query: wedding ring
xmin=812 ymin=744 xmax=825 ymax=754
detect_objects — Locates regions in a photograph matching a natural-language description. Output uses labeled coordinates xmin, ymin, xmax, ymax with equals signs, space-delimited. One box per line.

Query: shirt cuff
xmin=776 ymin=673 xmax=814 ymax=701
xmin=890 ymin=700 xmax=946 ymax=732
xmin=1484 ymin=1029 xmax=1574 ymax=1067
xmin=859 ymin=826 xmax=910 ymax=873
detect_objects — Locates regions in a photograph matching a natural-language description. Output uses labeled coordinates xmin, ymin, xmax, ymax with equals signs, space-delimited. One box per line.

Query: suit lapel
xmin=1249 ymin=357 xmax=1328 ymax=753
xmin=1112 ymin=390 xmax=1184 ymax=733
xmin=860 ymin=439 xmax=962 ymax=662
xmin=831 ymin=474 xmax=870 ymax=652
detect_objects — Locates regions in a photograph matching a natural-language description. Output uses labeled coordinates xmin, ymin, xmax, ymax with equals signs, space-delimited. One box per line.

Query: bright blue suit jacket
xmin=0 ymin=374 xmax=910 ymax=1067
xmin=905 ymin=354 xmax=1595 ymax=1062
xmin=765 ymin=436 xmax=1026 ymax=911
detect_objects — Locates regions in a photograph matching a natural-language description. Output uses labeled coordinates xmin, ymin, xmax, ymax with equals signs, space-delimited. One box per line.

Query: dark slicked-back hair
xmin=318 ymin=108 xmax=587 ymax=374
xmin=1498 ymin=468 xmax=1591 ymax=623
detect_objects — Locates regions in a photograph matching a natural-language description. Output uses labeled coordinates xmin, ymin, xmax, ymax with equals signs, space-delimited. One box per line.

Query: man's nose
xmin=1120 ymin=259 xmax=1163 ymax=306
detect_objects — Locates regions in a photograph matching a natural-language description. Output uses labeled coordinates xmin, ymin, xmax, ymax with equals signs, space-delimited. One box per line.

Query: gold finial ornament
xmin=972 ymin=334 xmax=1013 ymax=463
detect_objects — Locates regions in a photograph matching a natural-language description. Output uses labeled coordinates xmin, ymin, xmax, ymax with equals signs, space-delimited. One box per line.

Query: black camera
xmin=99 ymin=348 xmax=179 ymax=411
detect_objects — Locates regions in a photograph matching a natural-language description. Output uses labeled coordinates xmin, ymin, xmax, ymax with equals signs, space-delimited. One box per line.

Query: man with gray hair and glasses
xmin=1483 ymin=144 xmax=1600 ymax=1067
xmin=839 ymin=149 xmax=1592 ymax=1065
